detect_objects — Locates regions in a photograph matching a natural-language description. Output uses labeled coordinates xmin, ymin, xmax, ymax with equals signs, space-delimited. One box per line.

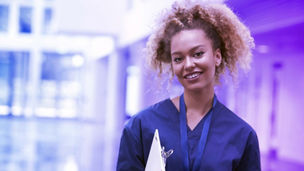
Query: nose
xmin=185 ymin=56 xmax=195 ymax=70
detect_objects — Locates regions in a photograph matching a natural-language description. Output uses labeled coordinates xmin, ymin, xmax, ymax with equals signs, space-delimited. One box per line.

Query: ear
xmin=214 ymin=48 xmax=222 ymax=67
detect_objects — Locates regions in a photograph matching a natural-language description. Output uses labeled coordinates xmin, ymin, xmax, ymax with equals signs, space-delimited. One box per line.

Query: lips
xmin=184 ymin=72 xmax=202 ymax=79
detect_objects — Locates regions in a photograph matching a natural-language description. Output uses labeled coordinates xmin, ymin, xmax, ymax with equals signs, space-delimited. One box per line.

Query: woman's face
xmin=170 ymin=29 xmax=221 ymax=92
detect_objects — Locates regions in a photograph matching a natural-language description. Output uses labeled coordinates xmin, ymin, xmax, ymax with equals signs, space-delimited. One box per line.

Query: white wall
xmin=55 ymin=0 xmax=127 ymax=35
xmin=241 ymin=51 xmax=304 ymax=163
xmin=276 ymin=55 xmax=304 ymax=163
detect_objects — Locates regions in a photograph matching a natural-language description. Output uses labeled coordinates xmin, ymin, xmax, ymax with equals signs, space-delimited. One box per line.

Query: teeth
xmin=186 ymin=73 xmax=200 ymax=79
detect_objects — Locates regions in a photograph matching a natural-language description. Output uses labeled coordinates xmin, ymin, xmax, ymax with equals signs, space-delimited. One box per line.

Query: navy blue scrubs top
xmin=116 ymin=96 xmax=261 ymax=171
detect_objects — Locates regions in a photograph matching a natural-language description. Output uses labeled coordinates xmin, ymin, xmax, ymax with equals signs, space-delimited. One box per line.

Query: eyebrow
xmin=171 ymin=45 xmax=206 ymax=56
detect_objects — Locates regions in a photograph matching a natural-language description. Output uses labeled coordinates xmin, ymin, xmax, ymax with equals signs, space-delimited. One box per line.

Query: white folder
xmin=145 ymin=129 xmax=166 ymax=171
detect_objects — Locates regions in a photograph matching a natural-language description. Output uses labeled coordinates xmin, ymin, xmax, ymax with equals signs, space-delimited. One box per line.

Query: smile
xmin=184 ymin=72 xmax=202 ymax=79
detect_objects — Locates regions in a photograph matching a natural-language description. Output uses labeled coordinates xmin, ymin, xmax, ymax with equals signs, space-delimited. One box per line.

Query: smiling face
xmin=170 ymin=29 xmax=222 ymax=92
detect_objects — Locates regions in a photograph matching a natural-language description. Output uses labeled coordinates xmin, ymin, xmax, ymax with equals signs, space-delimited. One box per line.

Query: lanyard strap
xmin=179 ymin=94 xmax=216 ymax=171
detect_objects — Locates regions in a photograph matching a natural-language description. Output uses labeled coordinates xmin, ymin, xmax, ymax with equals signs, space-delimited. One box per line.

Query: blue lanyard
xmin=179 ymin=94 xmax=216 ymax=171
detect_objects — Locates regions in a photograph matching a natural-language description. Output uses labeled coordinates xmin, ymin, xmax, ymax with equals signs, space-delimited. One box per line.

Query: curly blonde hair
xmin=146 ymin=1 xmax=254 ymax=83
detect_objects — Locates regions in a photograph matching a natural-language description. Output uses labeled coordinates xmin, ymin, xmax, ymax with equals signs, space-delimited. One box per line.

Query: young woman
xmin=117 ymin=1 xmax=260 ymax=171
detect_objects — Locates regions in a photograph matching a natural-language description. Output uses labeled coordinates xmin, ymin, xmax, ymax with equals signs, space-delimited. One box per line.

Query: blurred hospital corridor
xmin=0 ymin=0 xmax=304 ymax=170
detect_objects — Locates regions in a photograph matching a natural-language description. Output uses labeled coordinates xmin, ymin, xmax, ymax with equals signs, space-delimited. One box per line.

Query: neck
xmin=183 ymin=87 xmax=214 ymax=118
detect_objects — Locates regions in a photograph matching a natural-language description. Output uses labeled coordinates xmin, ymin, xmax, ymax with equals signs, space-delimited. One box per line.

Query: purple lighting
xmin=0 ymin=0 xmax=304 ymax=170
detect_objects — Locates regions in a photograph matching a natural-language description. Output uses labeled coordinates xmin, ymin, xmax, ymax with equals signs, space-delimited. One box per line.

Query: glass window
xmin=0 ymin=5 xmax=9 ymax=32
xmin=12 ymin=51 xmax=30 ymax=116
xmin=37 ymin=52 xmax=85 ymax=118
xmin=0 ymin=51 xmax=10 ymax=115
xmin=19 ymin=7 xmax=33 ymax=33
xmin=42 ymin=8 xmax=52 ymax=34
xmin=0 ymin=51 xmax=30 ymax=116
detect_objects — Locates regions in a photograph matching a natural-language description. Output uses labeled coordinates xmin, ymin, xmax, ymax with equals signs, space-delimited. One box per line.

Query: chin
xmin=182 ymin=82 xmax=213 ymax=92
xmin=184 ymin=85 xmax=205 ymax=92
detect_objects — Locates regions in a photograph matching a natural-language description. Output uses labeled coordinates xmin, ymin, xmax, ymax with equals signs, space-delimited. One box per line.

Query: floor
xmin=0 ymin=117 xmax=303 ymax=171
xmin=0 ymin=117 xmax=114 ymax=171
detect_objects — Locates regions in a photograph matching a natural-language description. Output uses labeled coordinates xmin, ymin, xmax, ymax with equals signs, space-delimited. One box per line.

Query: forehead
xmin=170 ymin=29 xmax=212 ymax=53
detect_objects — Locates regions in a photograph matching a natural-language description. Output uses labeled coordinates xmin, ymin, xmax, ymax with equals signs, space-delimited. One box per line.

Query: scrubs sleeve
xmin=237 ymin=131 xmax=261 ymax=171
xmin=116 ymin=126 xmax=145 ymax=171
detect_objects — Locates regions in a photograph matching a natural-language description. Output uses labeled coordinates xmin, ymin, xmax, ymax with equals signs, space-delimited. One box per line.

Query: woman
xmin=117 ymin=1 xmax=261 ymax=171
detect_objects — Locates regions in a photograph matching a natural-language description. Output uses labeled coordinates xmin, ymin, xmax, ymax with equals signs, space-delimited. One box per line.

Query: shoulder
xmin=213 ymin=100 xmax=257 ymax=139
xmin=124 ymin=98 xmax=177 ymax=131
xmin=121 ymin=98 xmax=179 ymax=156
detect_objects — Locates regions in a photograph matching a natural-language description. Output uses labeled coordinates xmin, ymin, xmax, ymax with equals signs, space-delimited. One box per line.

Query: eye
xmin=193 ymin=52 xmax=204 ymax=58
xmin=173 ymin=56 xmax=183 ymax=63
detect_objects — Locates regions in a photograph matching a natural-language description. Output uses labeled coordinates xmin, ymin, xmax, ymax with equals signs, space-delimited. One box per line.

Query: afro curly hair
xmin=145 ymin=0 xmax=254 ymax=83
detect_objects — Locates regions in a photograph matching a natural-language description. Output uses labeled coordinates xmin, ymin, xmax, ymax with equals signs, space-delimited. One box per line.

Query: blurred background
xmin=0 ymin=0 xmax=303 ymax=170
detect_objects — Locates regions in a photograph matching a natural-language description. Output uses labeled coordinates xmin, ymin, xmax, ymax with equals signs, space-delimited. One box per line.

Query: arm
xmin=116 ymin=125 xmax=145 ymax=171
xmin=236 ymin=131 xmax=261 ymax=171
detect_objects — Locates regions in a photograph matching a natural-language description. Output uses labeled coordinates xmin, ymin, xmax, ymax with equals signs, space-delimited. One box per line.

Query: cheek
xmin=172 ymin=64 xmax=181 ymax=75
xmin=210 ymin=64 xmax=218 ymax=78
xmin=208 ymin=62 xmax=217 ymax=72
xmin=197 ymin=59 xmax=217 ymax=74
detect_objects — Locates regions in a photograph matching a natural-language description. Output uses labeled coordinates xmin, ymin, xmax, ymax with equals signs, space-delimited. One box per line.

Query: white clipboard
xmin=145 ymin=129 xmax=166 ymax=171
